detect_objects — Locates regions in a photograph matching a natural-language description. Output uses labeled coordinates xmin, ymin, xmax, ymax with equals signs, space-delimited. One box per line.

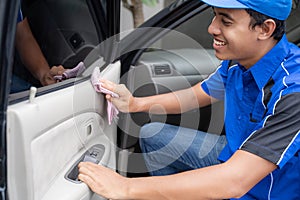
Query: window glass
xmin=120 ymin=0 xmax=176 ymax=35
xmin=141 ymin=7 xmax=220 ymax=72
xmin=161 ymin=7 xmax=214 ymax=50
xmin=286 ymin=0 xmax=300 ymax=46
xmin=11 ymin=0 xmax=105 ymax=95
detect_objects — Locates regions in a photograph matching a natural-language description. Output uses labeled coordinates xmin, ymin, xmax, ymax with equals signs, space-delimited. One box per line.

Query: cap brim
xmin=202 ymin=0 xmax=249 ymax=9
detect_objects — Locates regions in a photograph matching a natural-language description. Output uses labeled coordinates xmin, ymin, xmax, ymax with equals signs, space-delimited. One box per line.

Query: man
xmin=78 ymin=0 xmax=300 ymax=199
xmin=11 ymin=7 xmax=64 ymax=93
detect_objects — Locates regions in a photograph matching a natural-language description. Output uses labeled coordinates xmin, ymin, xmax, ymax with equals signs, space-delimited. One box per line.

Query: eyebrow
xmin=219 ymin=12 xmax=235 ymax=21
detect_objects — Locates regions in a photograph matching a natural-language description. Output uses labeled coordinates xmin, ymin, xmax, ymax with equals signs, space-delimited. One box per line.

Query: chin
xmin=215 ymin=53 xmax=227 ymax=61
xmin=215 ymin=52 xmax=234 ymax=61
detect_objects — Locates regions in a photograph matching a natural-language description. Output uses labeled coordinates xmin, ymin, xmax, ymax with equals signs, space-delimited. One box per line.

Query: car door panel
xmin=0 ymin=0 xmax=121 ymax=198
xmin=7 ymin=61 xmax=120 ymax=200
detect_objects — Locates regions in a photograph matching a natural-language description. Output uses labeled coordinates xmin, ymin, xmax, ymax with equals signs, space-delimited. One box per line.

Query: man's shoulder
xmin=276 ymin=53 xmax=300 ymax=95
xmin=286 ymin=40 xmax=300 ymax=59
xmin=278 ymin=40 xmax=300 ymax=73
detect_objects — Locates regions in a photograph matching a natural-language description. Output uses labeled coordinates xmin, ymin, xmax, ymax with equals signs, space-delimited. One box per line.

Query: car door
xmin=0 ymin=0 xmax=121 ymax=200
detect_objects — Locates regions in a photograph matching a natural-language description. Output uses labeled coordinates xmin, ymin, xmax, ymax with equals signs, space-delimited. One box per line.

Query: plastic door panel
xmin=7 ymin=61 xmax=120 ymax=200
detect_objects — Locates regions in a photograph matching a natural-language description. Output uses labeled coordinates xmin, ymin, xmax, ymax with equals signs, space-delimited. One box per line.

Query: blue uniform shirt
xmin=201 ymin=35 xmax=300 ymax=199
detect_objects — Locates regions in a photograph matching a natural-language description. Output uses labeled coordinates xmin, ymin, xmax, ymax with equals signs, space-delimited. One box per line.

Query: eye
xmin=222 ymin=19 xmax=232 ymax=26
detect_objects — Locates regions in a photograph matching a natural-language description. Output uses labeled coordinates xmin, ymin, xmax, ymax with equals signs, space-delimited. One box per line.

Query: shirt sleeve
xmin=201 ymin=60 xmax=229 ymax=100
xmin=241 ymin=93 xmax=300 ymax=168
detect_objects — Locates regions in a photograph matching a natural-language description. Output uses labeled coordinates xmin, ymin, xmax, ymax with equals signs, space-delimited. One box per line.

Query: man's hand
xmin=78 ymin=162 xmax=129 ymax=199
xmin=100 ymin=79 xmax=136 ymax=113
xmin=40 ymin=65 xmax=65 ymax=86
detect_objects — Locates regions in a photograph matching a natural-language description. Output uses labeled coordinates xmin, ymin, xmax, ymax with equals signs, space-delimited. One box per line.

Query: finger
xmin=49 ymin=65 xmax=65 ymax=76
xmin=56 ymin=70 xmax=64 ymax=75
xmin=49 ymin=66 xmax=59 ymax=76
xmin=78 ymin=173 xmax=102 ymax=195
xmin=78 ymin=161 xmax=97 ymax=172
xmin=106 ymin=94 xmax=112 ymax=101
xmin=78 ymin=173 xmax=110 ymax=199
xmin=57 ymin=65 xmax=65 ymax=74
xmin=78 ymin=173 xmax=94 ymax=186
xmin=57 ymin=65 xmax=64 ymax=70
xmin=78 ymin=162 xmax=104 ymax=176
xmin=100 ymin=79 xmax=117 ymax=92
xmin=78 ymin=163 xmax=98 ymax=183
xmin=114 ymin=84 xmax=127 ymax=95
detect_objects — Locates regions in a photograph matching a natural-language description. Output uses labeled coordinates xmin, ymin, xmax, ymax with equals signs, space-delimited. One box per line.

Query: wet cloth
xmin=54 ymin=62 xmax=86 ymax=81
xmin=91 ymin=67 xmax=119 ymax=125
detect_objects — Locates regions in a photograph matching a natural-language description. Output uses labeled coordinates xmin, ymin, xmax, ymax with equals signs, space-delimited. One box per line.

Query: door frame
xmin=0 ymin=0 xmax=19 ymax=199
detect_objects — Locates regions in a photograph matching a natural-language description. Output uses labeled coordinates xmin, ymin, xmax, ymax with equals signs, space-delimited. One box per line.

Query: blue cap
xmin=201 ymin=0 xmax=292 ymax=20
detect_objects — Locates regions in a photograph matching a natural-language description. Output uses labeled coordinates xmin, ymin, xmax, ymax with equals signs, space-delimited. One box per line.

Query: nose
xmin=208 ymin=17 xmax=220 ymax=36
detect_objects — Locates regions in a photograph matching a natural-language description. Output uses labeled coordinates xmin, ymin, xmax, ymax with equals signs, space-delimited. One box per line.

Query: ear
xmin=258 ymin=19 xmax=276 ymax=40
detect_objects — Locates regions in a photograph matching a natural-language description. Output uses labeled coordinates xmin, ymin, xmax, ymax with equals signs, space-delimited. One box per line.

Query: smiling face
xmin=208 ymin=8 xmax=276 ymax=68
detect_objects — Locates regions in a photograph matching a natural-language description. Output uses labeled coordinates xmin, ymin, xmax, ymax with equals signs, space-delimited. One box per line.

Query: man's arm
xmin=15 ymin=17 xmax=64 ymax=86
xmin=101 ymin=80 xmax=217 ymax=114
xmin=78 ymin=150 xmax=276 ymax=199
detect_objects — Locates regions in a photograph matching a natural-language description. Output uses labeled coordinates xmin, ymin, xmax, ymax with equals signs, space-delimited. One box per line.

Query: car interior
xmin=6 ymin=0 xmax=300 ymax=199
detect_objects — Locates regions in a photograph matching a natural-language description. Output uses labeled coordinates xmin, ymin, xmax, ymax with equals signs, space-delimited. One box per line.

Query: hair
xmin=245 ymin=9 xmax=285 ymax=41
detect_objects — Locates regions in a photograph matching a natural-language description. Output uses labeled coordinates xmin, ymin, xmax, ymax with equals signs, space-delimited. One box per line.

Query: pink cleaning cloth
xmin=91 ymin=67 xmax=119 ymax=125
xmin=54 ymin=62 xmax=86 ymax=81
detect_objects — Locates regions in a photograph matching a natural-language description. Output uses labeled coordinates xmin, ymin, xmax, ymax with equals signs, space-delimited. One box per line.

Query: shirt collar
xmin=248 ymin=34 xmax=290 ymax=89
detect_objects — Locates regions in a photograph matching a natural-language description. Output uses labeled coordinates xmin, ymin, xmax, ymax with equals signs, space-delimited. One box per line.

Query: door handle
xmin=65 ymin=144 xmax=105 ymax=183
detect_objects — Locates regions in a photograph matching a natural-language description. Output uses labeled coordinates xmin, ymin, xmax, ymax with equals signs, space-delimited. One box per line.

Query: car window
xmin=160 ymin=6 xmax=214 ymax=50
xmin=120 ymin=0 xmax=177 ymax=34
xmin=286 ymin=0 xmax=300 ymax=46
xmin=138 ymin=6 xmax=219 ymax=82
xmin=140 ymin=2 xmax=300 ymax=69
xmin=10 ymin=0 xmax=108 ymax=97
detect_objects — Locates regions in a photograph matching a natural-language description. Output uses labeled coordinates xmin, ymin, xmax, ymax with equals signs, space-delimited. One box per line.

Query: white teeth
xmin=214 ymin=39 xmax=226 ymax=46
